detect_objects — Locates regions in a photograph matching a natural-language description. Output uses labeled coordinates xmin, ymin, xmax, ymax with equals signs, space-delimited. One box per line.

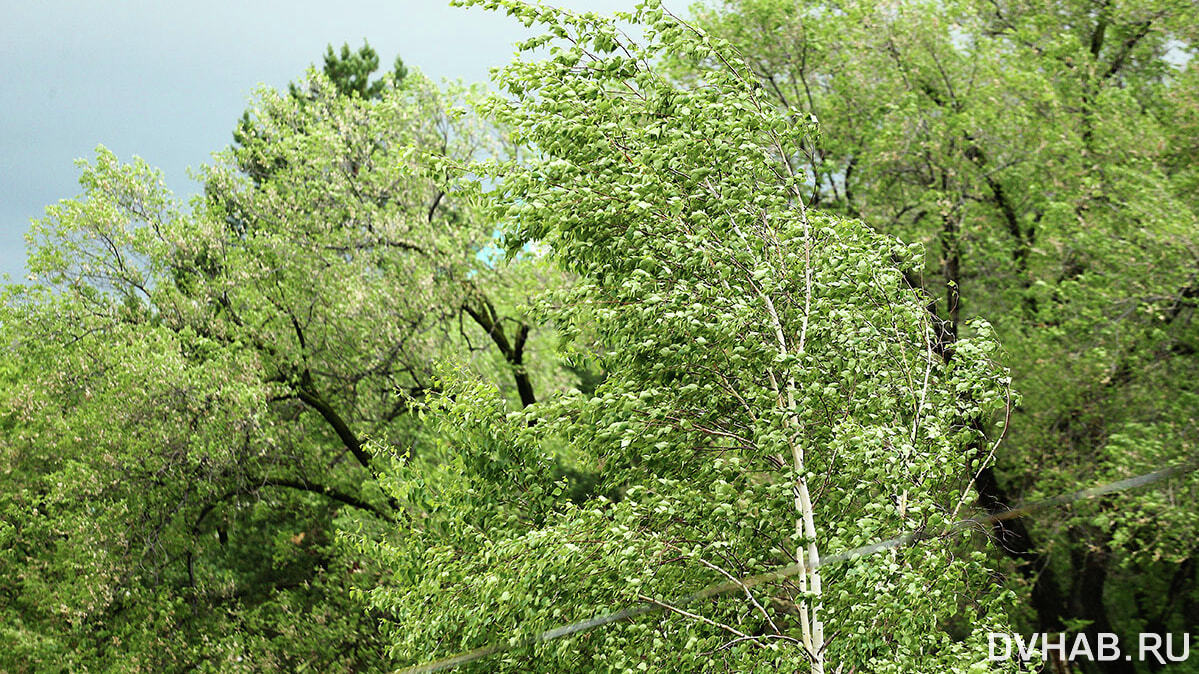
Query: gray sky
xmin=0 ymin=0 xmax=647 ymax=282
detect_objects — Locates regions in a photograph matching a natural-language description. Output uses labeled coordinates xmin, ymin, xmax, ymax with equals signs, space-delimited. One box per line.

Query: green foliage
xmin=692 ymin=0 xmax=1199 ymax=652
xmin=0 ymin=58 xmax=567 ymax=670
xmin=233 ymin=40 xmax=407 ymax=184
xmin=361 ymin=3 xmax=1018 ymax=671
xmin=3 ymin=1 xmax=1195 ymax=671
xmin=313 ymin=41 xmax=408 ymax=101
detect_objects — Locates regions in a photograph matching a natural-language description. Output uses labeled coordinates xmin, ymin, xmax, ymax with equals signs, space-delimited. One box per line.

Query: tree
xmin=311 ymin=41 xmax=409 ymax=101
xmin=230 ymin=40 xmax=408 ymax=186
xmin=0 ymin=62 xmax=566 ymax=670
xmin=362 ymin=2 xmax=1016 ymax=671
xmin=689 ymin=0 xmax=1199 ymax=662
xmin=5 ymin=2 xmax=1191 ymax=671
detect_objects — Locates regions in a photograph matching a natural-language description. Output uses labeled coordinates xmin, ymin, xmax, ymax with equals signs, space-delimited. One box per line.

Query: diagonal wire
xmin=396 ymin=459 xmax=1198 ymax=674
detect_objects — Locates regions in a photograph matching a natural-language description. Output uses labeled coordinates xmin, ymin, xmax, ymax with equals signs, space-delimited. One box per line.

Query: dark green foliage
xmin=310 ymin=41 xmax=408 ymax=100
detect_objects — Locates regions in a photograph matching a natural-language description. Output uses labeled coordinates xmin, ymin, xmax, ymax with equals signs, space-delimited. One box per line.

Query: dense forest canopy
xmin=0 ymin=0 xmax=1195 ymax=672
xmin=687 ymin=0 xmax=1199 ymax=658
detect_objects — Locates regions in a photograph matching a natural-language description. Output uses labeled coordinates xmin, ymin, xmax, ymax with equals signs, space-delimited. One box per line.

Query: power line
xmin=396 ymin=460 xmax=1198 ymax=674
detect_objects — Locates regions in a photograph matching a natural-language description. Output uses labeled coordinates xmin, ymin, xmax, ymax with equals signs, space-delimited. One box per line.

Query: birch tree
xmin=363 ymin=3 xmax=1017 ymax=671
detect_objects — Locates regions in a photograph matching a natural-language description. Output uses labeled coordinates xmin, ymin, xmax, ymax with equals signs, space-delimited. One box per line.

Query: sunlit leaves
xmin=367 ymin=3 xmax=1016 ymax=671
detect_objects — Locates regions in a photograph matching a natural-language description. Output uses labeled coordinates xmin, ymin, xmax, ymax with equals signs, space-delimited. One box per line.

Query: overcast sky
xmin=0 ymin=0 xmax=649 ymax=281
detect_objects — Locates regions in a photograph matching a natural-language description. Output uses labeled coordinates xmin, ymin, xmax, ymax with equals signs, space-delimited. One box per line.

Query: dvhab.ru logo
xmin=989 ymin=633 xmax=1191 ymax=665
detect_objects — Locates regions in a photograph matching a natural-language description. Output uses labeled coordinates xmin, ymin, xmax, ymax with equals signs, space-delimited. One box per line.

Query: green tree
xmin=311 ymin=41 xmax=409 ymax=101
xmin=690 ymin=0 xmax=1199 ymax=663
xmin=362 ymin=2 xmax=1016 ymax=671
xmin=230 ymin=40 xmax=407 ymax=187
xmin=0 ymin=63 xmax=565 ymax=670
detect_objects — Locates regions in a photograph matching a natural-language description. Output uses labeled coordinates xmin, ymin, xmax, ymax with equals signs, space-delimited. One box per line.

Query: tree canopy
xmin=1 ymin=1 xmax=1195 ymax=673
xmin=689 ymin=0 xmax=1199 ymax=655
xmin=1 ymin=59 xmax=566 ymax=671
xmin=361 ymin=4 xmax=1014 ymax=672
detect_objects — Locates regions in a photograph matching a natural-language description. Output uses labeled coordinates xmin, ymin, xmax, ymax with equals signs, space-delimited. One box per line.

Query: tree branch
xmin=261 ymin=477 xmax=393 ymax=520
xmin=1102 ymin=19 xmax=1154 ymax=81
xmin=462 ymin=295 xmax=537 ymax=407
xmin=296 ymin=386 xmax=375 ymax=470
xmin=193 ymin=475 xmax=392 ymax=533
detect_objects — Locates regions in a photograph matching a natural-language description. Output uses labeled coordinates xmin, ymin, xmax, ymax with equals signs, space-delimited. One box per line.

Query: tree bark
xmin=462 ymin=296 xmax=537 ymax=408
